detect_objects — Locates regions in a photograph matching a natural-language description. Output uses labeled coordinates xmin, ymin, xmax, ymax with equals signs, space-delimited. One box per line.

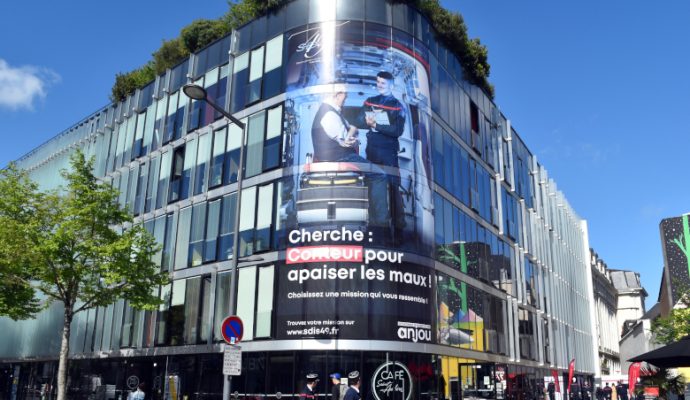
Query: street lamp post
xmin=182 ymin=84 xmax=246 ymax=400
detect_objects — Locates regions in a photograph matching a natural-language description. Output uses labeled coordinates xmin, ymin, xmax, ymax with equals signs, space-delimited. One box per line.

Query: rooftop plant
xmin=110 ymin=0 xmax=492 ymax=102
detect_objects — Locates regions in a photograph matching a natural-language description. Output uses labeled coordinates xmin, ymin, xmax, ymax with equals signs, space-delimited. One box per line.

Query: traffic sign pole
xmin=222 ymin=39 xmax=246 ymax=400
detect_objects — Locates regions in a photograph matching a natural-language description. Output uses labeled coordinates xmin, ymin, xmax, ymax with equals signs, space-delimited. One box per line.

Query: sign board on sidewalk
xmin=223 ymin=346 xmax=242 ymax=376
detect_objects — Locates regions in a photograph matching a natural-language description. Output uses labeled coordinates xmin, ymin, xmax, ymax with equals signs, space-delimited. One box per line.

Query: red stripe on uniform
xmin=364 ymin=101 xmax=401 ymax=111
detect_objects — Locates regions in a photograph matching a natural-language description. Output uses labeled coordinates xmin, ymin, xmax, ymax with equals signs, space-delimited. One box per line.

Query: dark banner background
xmin=275 ymin=260 xmax=433 ymax=341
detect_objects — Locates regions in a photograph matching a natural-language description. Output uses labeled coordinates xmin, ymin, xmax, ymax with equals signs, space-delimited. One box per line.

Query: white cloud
xmin=0 ymin=59 xmax=60 ymax=111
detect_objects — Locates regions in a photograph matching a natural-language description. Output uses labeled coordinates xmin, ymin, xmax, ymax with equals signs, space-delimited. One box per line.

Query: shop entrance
xmin=459 ymin=363 xmax=504 ymax=400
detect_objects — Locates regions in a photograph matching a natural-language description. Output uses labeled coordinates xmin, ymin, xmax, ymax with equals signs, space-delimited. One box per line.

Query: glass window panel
xmin=224 ymin=123 xmax=243 ymax=184
xmin=101 ymin=304 xmax=114 ymax=351
xmin=285 ymin=0 xmax=309 ymax=29
xmin=337 ymin=0 xmax=364 ymax=20
xmin=168 ymin=147 xmax=184 ymax=203
xmin=266 ymin=9 xmax=285 ymax=38
xmin=248 ymin=47 xmax=265 ymax=103
xmin=131 ymin=308 xmax=143 ymax=348
xmin=174 ymin=89 xmax=188 ymax=140
xmin=199 ymin=276 xmax=212 ymax=343
xmin=187 ymin=77 xmax=205 ymax=132
xmin=114 ymin=123 xmax=126 ymax=168
xmin=183 ymin=277 xmax=201 ymax=344
xmin=233 ymin=52 xmax=249 ymax=74
xmin=255 ymin=184 xmax=273 ymax=252
xmin=236 ymin=266 xmax=257 ymax=341
xmin=93 ymin=306 xmax=105 ymax=351
xmin=118 ymin=168 xmax=129 ymax=207
xmin=263 ymin=105 xmax=282 ymax=171
xmin=210 ymin=127 xmax=227 ymax=188
xmin=218 ymin=193 xmax=237 ymax=260
xmin=366 ymin=0 xmax=390 ymax=24
xmin=194 ymin=133 xmax=212 ymax=195
xmin=239 ymin=186 xmax=257 ymax=257
xmin=174 ymin=207 xmax=192 ymax=270
xmin=168 ymin=279 xmax=186 ymax=345
xmin=204 ymin=199 xmax=221 ymax=263
xmin=255 ymin=265 xmax=274 ymax=337
xmin=214 ymin=272 xmax=232 ymax=341
xmin=153 ymin=97 xmax=167 ymax=150
xmin=189 ymin=202 xmax=207 ymax=267
xmin=266 ymin=106 xmax=283 ymax=140
xmin=156 ymin=151 xmax=172 ymax=209
xmin=145 ymin=155 xmax=160 ymax=213
xmin=156 ymin=284 xmax=171 ymax=345
xmin=162 ymin=213 xmax=178 ymax=271
xmin=309 ymin=0 xmax=336 ymax=22
xmin=215 ymin=64 xmax=230 ymax=116
xmin=163 ymin=92 xmax=179 ymax=144
xmin=133 ymin=112 xmax=146 ymax=158
xmin=264 ymin=35 xmax=283 ymax=73
xmin=180 ymin=138 xmax=198 ymax=201
xmin=245 ymin=112 xmax=266 ymax=178
xmin=201 ymin=68 xmax=219 ymax=126
xmin=121 ymin=303 xmax=133 ymax=347
xmin=230 ymin=52 xmax=249 ymax=113
xmin=251 ymin=15 xmax=267 ymax=47
xmin=273 ymin=180 xmax=285 ymax=249
xmin=127 ymin=165 xmax=139 ymax=213
xmin=134 ymin=162 xmax=148 ymax=215
xmin=153 ymin=215 xmax=167 ymax=267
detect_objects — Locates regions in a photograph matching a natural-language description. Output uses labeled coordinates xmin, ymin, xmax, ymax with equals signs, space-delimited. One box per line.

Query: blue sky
xmin=1 ymin=1 xmax=688 ymax=308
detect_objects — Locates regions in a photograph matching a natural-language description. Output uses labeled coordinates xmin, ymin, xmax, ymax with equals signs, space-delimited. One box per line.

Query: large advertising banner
xmin=276 ymin=227 xmax=433 ymax=341
xmin=660 ymin=215 xmax=690 ymax=303
xmin=279 ymin=20 xmax=434 ymax=253
xmin=274 ymin=21 xmax=437 ymax=342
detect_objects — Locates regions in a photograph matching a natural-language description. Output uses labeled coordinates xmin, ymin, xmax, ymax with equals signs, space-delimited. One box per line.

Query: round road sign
xmin=221 ymin=315 xmax=244 ymax=344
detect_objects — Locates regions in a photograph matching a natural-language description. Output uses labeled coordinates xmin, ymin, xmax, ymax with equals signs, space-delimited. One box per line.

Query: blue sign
xmin=221 ymin=316 xmax=244 ymax=344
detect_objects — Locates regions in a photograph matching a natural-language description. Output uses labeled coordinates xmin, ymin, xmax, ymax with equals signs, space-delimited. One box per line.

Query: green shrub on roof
xmin=110 ymin=0 xmax=492 ymax=102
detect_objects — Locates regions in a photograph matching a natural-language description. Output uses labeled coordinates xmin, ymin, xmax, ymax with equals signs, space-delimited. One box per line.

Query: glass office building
xmin=0 ymin=1 xmax=598 ymax=399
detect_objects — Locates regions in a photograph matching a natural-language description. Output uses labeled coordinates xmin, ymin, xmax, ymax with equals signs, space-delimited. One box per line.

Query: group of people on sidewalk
xmin=301 ymin=370 xmax=362 ymax=400
xmin=595 ymin=382 xmax=628 ymax=400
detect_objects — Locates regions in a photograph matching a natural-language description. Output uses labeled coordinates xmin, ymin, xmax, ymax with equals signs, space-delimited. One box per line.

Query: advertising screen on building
xmin=274 ymin=21 xmax=436 ymax=342
xmin=660 ymin=215 xmax=690 ymax=303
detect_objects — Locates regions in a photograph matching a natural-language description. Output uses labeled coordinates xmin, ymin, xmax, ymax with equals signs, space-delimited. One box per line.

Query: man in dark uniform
xmin=548 ymin=382 xmax=556 ymax=400
xmin=603 ymin=383 xmax=612 ymax=400
xmin=358 ymin=71 xmax=407 ymax=237
xmin=311 ymin=89 xmax=389 ymax=226
xmin=616 ymin=382 xmax=627 ymax=400
xmin=300 ymin=373 xmax=319 ymax=399
xmin=343 ymin=371 xmax=361 ymax=400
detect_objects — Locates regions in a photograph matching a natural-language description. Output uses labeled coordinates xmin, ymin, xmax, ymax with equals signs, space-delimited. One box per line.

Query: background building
xmin=0 ymin=1 xmax=598 ymax=399
xmin=590 ymin=249 xmax=622 ymax=383
xmin=610 ymin=270 xmax=647 ymax=338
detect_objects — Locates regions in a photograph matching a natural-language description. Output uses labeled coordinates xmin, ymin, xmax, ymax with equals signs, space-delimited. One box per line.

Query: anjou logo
xmin=396 ymin=321 xmax=431 ymax=343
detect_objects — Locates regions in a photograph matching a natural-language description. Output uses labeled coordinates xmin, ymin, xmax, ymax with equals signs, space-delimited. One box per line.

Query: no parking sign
xmin=221 ymin=315 xmax=244 ymax=344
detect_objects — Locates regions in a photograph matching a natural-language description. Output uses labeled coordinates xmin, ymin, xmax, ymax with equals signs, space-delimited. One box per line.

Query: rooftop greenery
xmin=110 ymin=0 xmax=492 ymax=102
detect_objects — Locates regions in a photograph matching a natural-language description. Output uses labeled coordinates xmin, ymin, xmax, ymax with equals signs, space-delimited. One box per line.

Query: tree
xmin=0 ymin=165 xmax=44 ymax=320
xmin=651 ymin=287 xmax=690 ymax=345
xmin=181 ymin=19 xmax=230 ymax=53
xmin=153 ymin=37 xmax=189 ymax=75
xmin=0 ymin=151 xmax=169 ymax=400
xmin=112 ymin=0 xmax=494 ymax=100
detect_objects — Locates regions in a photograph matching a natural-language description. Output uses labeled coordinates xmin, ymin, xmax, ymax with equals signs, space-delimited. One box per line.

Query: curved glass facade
xmin=3 ymin=1 xmax=598 ymax=399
